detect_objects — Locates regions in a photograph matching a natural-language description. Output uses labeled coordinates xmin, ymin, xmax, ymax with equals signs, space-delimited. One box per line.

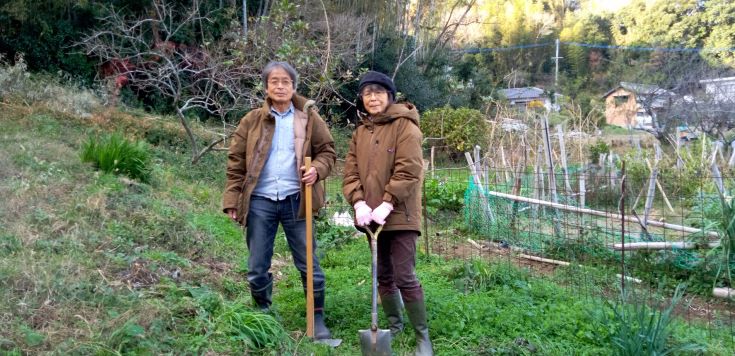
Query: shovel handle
xmin=305 ymin=157 xmax=314 ymax=338
xmin=367 ymin=225 xmax=383 ymax=330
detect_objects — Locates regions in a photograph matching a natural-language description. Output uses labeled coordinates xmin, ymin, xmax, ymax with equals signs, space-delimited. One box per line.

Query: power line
xmin=459 ymin=41 xmax=735 ymax=54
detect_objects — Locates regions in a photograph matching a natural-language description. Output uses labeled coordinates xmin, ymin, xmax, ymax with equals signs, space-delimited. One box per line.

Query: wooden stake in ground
xmin=304 ymin=157 xmax=314 ymax=338
xmin=465 ymin=152 xmax=495 ymax=223
xmin=474 ymin=145 xmax=483 ymax=181
xmin=542 ymin=113 xmax=562 ymax=238
xmin=556 ymin=125 xmax=572 ymax=193
xmin=642 ymin=144 xmax=662 ymax=234
xmin=645 ymin=159 xmax=675 ymax=214
xmin=430 ymin=146 xmax=435 ymax=178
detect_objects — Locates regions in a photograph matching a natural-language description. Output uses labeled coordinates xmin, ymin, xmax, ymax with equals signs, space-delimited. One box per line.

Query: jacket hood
xmin=361 ymin=102 xmax=419 ymax=127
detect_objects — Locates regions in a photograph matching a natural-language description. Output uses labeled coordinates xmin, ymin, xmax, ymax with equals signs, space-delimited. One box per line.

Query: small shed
xmin=602 ymin=82 xmax=675 ymax=129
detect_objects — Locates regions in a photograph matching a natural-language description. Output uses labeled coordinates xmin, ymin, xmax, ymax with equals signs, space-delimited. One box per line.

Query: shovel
xmin=359 ymin=225 xmax=392 ymax=356
xmin=304 ymin=157 xmax=342 ymax=347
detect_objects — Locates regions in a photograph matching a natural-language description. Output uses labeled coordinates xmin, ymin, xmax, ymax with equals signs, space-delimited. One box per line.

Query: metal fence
xmin=319 ymin=144 xmax=735 ymax=347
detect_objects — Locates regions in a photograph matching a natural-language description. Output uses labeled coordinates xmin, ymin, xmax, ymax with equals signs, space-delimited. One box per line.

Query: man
xmin=223 ymin=61 xmax=336 ymax=339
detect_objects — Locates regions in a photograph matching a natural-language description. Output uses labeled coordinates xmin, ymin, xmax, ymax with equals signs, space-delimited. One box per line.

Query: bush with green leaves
xmin=424 ymin=178 xmax=466 ymax=214
xmin=81 ymin=133 xmax=151 ymax=183
xmin=588 ymin=139 xmax=610 ymax=164
xmin=315 ymin=216 xmax=356 ymax=251
xmin=421 ymin=107 xmax=489 ymax=153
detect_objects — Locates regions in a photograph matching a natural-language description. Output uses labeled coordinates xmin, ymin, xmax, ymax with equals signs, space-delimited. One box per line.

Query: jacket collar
xmin=263 ymin=94 xmax=310 ymax=116
xmin=359 ymin=102 xmax=419 ymax=128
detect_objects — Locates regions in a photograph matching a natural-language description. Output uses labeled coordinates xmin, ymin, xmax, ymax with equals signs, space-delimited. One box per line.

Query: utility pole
xmin=553 ymin=39 xmax=562 ymax=88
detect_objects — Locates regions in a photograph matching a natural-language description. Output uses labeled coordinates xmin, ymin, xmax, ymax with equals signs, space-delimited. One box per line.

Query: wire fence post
xmin=619 ymin=161 xmax=627 ymax=294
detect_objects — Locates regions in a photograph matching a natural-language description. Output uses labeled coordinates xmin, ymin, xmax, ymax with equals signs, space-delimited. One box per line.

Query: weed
xmin=597 ymin=284 xmax=703 ymax=355
xmin=315 ymin=216 xmax=356 ymax=252
xmin=81 ymin=133 xmax=151 ymax=183
xmin=214 ymin=302 xmax=288 ymax=349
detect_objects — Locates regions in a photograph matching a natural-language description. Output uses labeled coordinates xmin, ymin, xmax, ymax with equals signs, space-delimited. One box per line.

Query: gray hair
xmin=262 ymin=61 xmax=298 ymax=90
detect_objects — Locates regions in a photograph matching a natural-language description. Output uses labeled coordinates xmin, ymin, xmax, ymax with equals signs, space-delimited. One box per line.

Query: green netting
xmin=461 ymin=171 xmax=731 ymax=272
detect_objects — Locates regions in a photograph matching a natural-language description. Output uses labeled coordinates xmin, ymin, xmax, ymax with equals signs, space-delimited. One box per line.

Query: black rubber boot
xmin=250 ymin=282 xmax=272 ymax=312
xmin=405 ymin=299 xmax=433 ymax=356
xmin=313 ymin=290 xmax=332 ymax=339
xmin=381 ymin=292 xmax=404 ymax=336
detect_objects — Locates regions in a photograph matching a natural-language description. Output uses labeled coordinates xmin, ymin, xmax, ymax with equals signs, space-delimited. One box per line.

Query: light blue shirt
xmin=252 ymin=103 xmax=301 ymax=201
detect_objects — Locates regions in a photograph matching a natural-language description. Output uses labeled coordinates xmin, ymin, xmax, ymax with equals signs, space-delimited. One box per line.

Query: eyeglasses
xmin=361 ymin=89 xmax=388 ymax=98
xmin=267 ymin=79 xmax=293 ymax=87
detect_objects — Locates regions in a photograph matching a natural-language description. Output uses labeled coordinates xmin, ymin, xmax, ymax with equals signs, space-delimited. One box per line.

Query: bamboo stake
xmin=645 ymin=159 xmax=674 ymax=214
xmin=474 ymin=145 xmax=482 ymax=181
xmin=616 ymin=274 xmax=642 ymax=284
xmin=612 ymin=241 xmax=720 ymax=250
xmin=465 ymin=152 xmax=495 ymax=222
xmin=430 ymin=146 xmax=435 ymax=178
xmin=484 ymin=190 xmax=720 ymax=237
xmin=532 ymin=145 xmax=542 ymax=218
xmin=642 ymin=145 xmax=662 ymax=230
xmin=557 ymin=125 xmax=572 ymax=193
xmin=500 ymin=146 xmax=510 ymax=183
xmin=579 ymin=165 xmax=586 ymax=208
xmin=518 ymin=253 xmax=570 ymax=266
xmin=542 ymin=114 xmax=562 ymax=238
xmin=711 ymin=161 xmax=725 ymax=197
xmin=676 ymin=127 xmax=684 ymax=169
xmin=713 ymin=287 xmax=734 ymax=299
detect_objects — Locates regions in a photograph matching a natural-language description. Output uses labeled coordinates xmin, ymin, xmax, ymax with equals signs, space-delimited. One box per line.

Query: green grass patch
xmin=81 ymin=132 xmax=151 ymax=183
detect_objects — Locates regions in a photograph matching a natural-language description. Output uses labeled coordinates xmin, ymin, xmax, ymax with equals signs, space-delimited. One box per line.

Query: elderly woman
xmin=342 ymin=71 xmax=433 ymax=355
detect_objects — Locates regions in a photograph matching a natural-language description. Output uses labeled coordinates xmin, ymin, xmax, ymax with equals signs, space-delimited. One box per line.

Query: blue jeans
xmin=246 ymin=193 xmax=325 ymax=295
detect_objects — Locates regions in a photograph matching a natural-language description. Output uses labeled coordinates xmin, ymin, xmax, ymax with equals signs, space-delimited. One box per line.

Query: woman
xmin=342 ymin=71 xmax=433 ymax=355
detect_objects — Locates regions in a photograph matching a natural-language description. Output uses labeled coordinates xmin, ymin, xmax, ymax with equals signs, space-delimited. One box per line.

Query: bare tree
xmin=81 ymin=0 xmax=259 ymax=164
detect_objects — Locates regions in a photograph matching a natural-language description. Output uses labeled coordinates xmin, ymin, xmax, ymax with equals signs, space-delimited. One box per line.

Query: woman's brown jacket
xmin=222 ymin=94 xmax=336 ymax=226
xmin=342 ymin=103 xmax=424 ymax=233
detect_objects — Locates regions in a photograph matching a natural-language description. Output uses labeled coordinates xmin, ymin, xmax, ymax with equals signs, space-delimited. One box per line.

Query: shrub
xmin=81 ymin=133 xmax=151 ymax=183
xmin=421 ymin=107 xmax=489 ymax=153
xmin=588 ymin=139 xmax=610 ymax=164
xmin=315 ymin=217 xmax=356 ymax=251
xmin=424 ymin=178 xmax=466 ymax=214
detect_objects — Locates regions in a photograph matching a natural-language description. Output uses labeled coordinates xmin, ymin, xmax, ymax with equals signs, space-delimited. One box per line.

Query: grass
xmin=81 ymin=132 xmax=152 ymax=183
xmin=0 ymin=100 xmax=733 ymax=354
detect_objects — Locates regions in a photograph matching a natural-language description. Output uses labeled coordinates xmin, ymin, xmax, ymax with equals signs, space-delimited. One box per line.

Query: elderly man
xmin=223 ymin=61 xmax=336 ymax=339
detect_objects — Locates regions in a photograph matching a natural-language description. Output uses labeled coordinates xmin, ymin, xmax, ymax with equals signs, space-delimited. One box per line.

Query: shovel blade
xmin=358 ymin=328 xmax=392 ymax=356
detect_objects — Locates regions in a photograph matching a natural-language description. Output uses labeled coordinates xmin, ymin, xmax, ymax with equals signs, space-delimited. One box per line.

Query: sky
xmin=587 ymin=0 xmax=634 ymax=12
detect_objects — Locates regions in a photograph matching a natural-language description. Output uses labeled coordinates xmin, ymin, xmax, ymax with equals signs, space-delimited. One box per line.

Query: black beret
xmin=358 ymin=71 xmax=397 ymax=100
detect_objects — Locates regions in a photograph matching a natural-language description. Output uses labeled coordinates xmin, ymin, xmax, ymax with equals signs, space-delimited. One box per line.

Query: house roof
xmin=498 ymin=87 xmax=545 ymax=101
xmin=602 ymin=82 xmax=676 ymax=109
xmin=602 ymin=82 xmax=674 ymax=98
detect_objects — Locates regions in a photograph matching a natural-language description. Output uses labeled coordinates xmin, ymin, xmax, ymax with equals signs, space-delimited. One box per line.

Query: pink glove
xmin=354 ymin=201 xmax=373 ymax=226
xmin=371 ymin=202 xmax=394 ymax=225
